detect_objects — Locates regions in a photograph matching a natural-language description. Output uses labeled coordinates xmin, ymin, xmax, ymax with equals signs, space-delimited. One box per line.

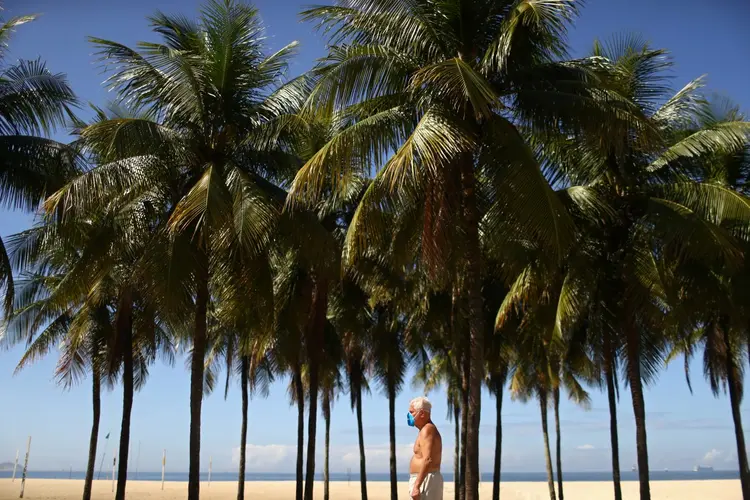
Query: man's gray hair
xmin=410 ymin=396 xmax=432 ymax=413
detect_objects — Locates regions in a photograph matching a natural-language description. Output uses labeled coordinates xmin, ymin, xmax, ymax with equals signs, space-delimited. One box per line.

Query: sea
xmin=0 ymin=470 xmax=739 ymax=482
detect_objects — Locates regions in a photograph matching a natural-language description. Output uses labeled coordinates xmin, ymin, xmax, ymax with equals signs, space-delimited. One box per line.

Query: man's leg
xmin=425 ymin=472 xmax=445 ymax=500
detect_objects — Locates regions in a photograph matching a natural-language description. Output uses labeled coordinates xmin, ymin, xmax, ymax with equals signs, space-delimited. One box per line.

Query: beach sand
xmin=0 ymin=478 xmax=742 ymax=500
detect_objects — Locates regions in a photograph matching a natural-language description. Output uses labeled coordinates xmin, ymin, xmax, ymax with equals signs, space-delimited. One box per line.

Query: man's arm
xmin=412 ymin=426 xmax=436 ymax=496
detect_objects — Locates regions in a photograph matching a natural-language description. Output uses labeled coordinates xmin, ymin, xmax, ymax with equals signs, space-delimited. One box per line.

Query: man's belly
xmin=410 ymin=455 xmax=441 ymax=474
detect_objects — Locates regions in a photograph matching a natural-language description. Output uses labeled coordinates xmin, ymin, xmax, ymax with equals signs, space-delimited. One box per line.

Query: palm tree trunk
xmin=323 ymin=392 xmax=331 ymax=500
xmin=304 ymin=370 xmax=319 ymax=500
xmin=492 ymin=382 xmax=503 ymax=500
xmin=553 ymin=387 xmax=563 ymax=500
xmin=605 ymin=353 xmax=622 ymax=500
xmin=539 ymin=391 xmax=557 ymax=500
xmin=356 ymin=387 xmax=369 ymax=500
xmin=188 ymin=271 xmax=209 ymax=500
xmin=454 ymin=406 xmax=460 ymax=500
xmin=460 ymin=155 xmax=485 ymax=500
xmin=459 ymin=352 xmax=469 ymax=500
xmin=625 ymin=322 xmax=650 ymax=500
xmin=294 ymin=366 xmax=305 ymax=500
xmin=115 ymin=291 xmax=133 ymax=500
xmin=723 ymin=324 xmax=750 ymax=500
xmin=82 ymin=366 xmax=101 ymax=500
xmin=304 ymin=280 xmax=327 ymax=500
xmin=388 ymin=382 xmax=398 ymax=500
xmin=237 ymin=356 xmax=249 ymax=500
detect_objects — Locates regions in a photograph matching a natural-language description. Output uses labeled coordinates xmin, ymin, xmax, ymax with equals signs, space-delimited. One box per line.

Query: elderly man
xmin=408 ymin=396 xmax=443 ymax=500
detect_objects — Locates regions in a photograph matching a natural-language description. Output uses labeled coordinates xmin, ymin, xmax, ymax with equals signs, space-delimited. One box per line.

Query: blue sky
xmin=1 ymin=0 xmax=749 ymax=475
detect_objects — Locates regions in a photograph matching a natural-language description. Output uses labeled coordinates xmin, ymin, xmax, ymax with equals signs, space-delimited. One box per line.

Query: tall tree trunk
xmin=539 ymin=391 xmax=557 ymax=500
xmin=304 ymin=280 xmax=327 ymax=500
xmin=459 ymin=351 xmax=469 ymax=500
xmin=82 ymin=366 xmax=101 ymax=500
xmin=625 ymin=322 xmax=650 ymax=500
xmin=115 ymin=291 xmax=134 ymax=500
xmin=323 ymin=392 xmax=331 ymax=500
xmin=553 ymin=387 xmax=563 ymax=500
xmin=294 ymin=366 xmax=305 ymax=500
xmin=188 ymin=270 xmax=209 ymax=500
xmin=454 ymin=406 xmax=460 ymax=500
xmin=356 ymin=387 xmax=369 ymax=500
xmin=605 ymin=337 xmax=622 ymax=500
xmin=492 ymin=381 xmax=503 ymax=500
xmin=304 ymin=369 xmax=319 ymax=500
xmin=723 ymin=323 xmax=750 ymax=500
xmin=460 ymin=154 xmax=485 ymax=500
xmin=388 ymin=382 xmax=398 ymax=500
xmin=237 ymin=356 xmax=249 ymax=500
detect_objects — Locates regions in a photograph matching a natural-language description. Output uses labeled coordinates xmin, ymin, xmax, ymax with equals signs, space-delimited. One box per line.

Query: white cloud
xmin=702 ymin=449 xmax=721 ymax=464
xmin=576 ymin=444 xmax=595 ymax=450
xmin=340 ymin=443 xmax=413 ymax=470
xmin=232 ymin=444 xmax=294 ymax=471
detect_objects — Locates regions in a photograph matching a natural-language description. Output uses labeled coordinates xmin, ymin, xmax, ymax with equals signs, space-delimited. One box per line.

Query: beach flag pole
xmin=208 ymin=456 xmax=212 ymax=487
xmin=161 ymin=449 xmax=166 ymax=490
xmin=97 ymin=431 xmax=111 ymax=480
xmin=111 ymin=450 xmax=117 ymax=492
xmin=19 ymin=435 xmax=31 ymax=499
xmin=11 ymin=449 xmax=18 ymax=482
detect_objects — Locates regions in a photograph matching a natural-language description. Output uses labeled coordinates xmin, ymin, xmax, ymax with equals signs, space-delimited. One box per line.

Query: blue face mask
xmin=407 ymin=412 xmax=416 ymax=427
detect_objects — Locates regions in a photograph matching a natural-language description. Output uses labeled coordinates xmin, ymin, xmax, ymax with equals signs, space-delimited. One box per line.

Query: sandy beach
xmin=0 ymin=478 xmax=742 ymax=500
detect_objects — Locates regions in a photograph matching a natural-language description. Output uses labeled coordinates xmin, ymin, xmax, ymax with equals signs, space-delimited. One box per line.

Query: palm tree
xmin=533 ymin=36 xmax=750 ymax=499
xmin=319 ymin=328 xmax=344 ymax=500
xmin=288 ymin=5 xmax=644 ymax=498
xmin=272 ymin=250 xmax=311 ymax=500
xmin=371 ymin=305 xmax=407 ymax=500
xmin=4 ymin=280 xmax=111 ymax=500
xmin=669 ymin=313 xmax=749 ymax=500
xmin=43 ymin=3 xmax=307 ymax=498
xmin=508 ymin=322 xmax=557 ymax=500
xmin=0 ymin=9 xmax=78 ymax=314
xmin=205 ymin=298 xmax=275 ymax=500
xmin=4 ymin=209 xmax=172 ymax=500
xmin=344 ymin=330 xmax=371 ymax=500
xmin=664 ymin=100 xmax=750 ymax=499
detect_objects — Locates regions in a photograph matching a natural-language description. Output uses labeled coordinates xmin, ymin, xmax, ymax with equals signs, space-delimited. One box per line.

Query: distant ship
xmin=693 ymin=465 xmax=714 ymax=472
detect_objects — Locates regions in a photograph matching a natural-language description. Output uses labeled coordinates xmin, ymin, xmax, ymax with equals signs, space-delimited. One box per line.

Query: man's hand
xmin=410 ymin=484 xmax=421 ymax=499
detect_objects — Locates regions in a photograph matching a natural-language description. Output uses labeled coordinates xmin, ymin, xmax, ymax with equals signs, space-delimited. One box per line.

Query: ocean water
xmin=0 ymin=470 xmax=739 ymax=482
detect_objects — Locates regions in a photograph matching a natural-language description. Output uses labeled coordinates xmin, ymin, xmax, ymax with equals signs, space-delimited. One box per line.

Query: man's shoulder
xmin=421 ymin=422 xmax=440 ymax=437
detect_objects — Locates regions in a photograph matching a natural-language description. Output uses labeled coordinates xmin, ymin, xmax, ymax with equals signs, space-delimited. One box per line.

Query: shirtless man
xmin=408 ymin=396 xmax=443 ymax=500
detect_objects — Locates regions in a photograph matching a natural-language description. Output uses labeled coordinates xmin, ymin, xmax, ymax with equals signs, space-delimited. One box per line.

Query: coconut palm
xmin=4 ymin=209 xmax=173 ymax=500
xmin=41 ymin=2 xmax=308 ymax=498
xmin=343 ymin=328 xmax=371 ymax=500
xmin=0 ymin=10 xmax=78 ymax=314
xmin=532 ymin=36 xmax=750 ymax=499
xmin=370 ymin=304 xmax=408 ymax=500
xmin=204 ymin=290 xmax=275 ymax=500
xmin=664 ymin=98 xmax=750 ymax=500
xmin=288 ymin=4 xmax=648 ymax=497
xmin=318 ymin=327 xmax=344 ymax=500
xmin=2 ymin=253 xmax=111 ymax=500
